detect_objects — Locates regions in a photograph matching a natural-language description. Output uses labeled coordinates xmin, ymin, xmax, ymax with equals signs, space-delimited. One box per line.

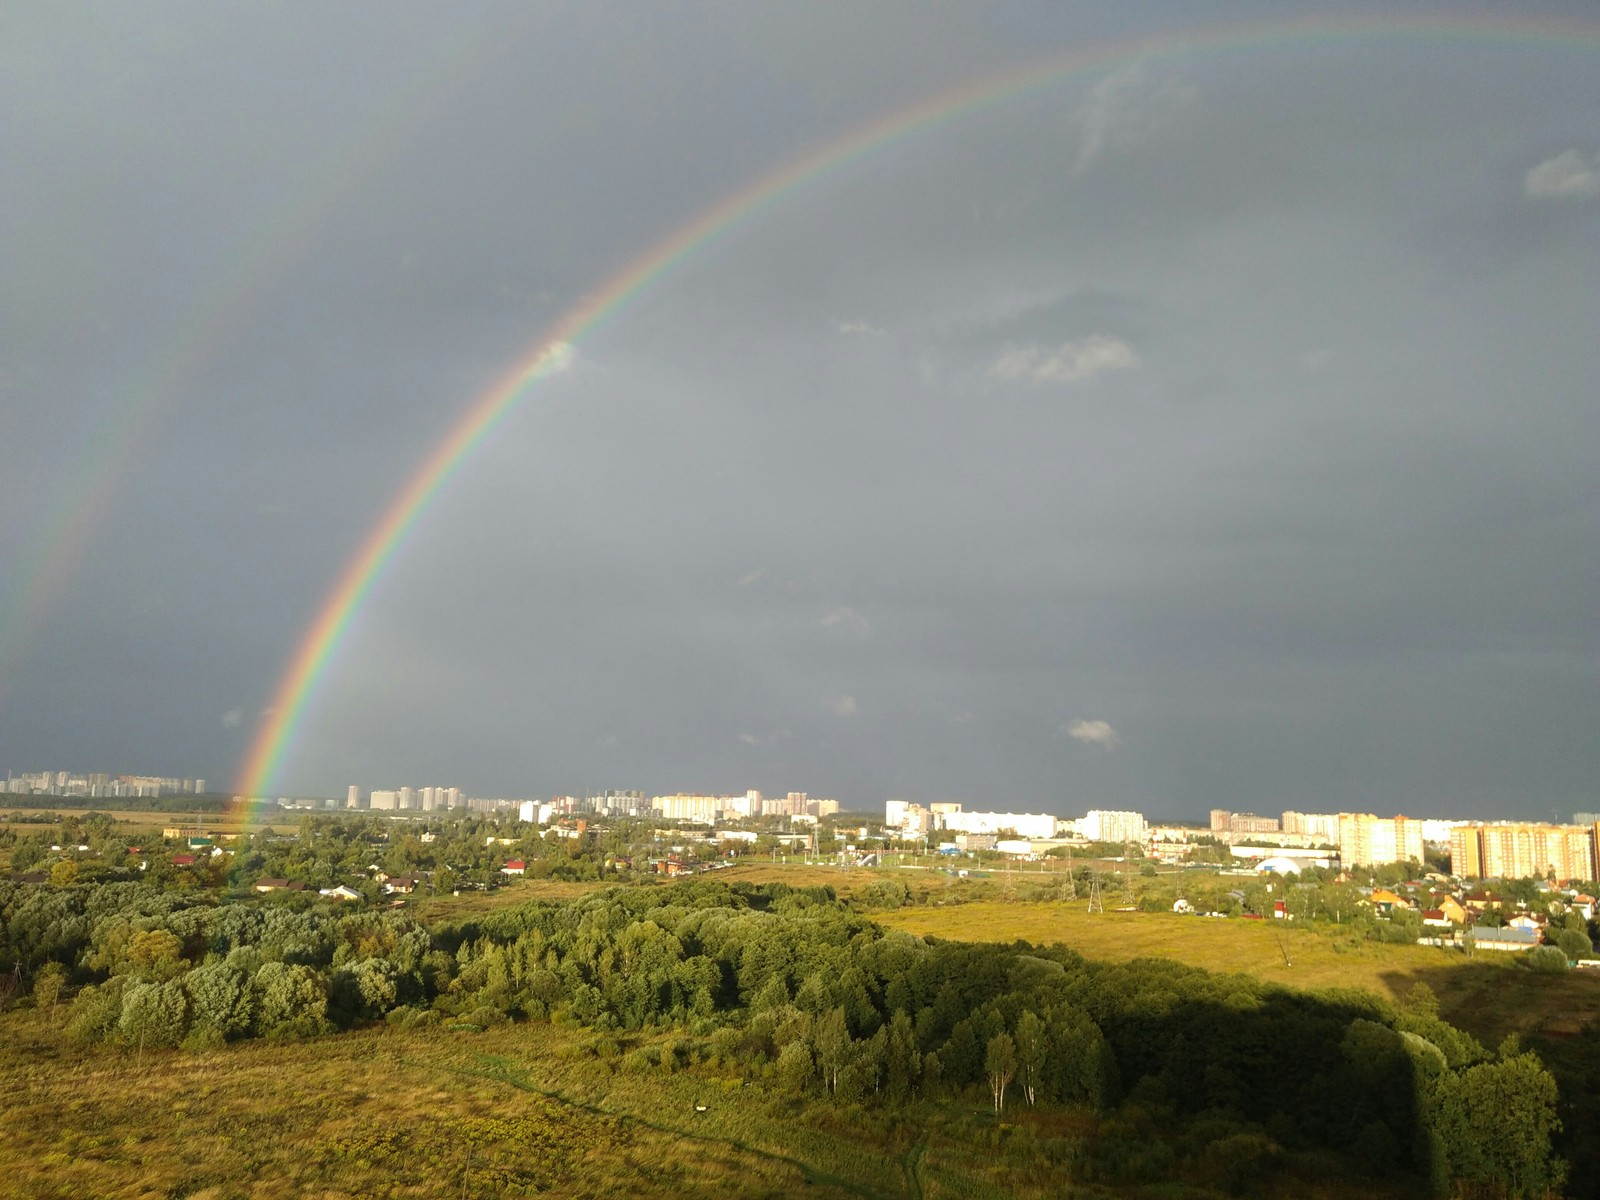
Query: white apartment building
xmin=653 ymin=793 xmax=721 ymax=823
xmin=1082 ymin=810 xmax=1149 ymax=843
xmin=939 ymin=809 xmax=1059 ymax=840
xmin=1281 ymin=812 xmax=1340 ymax=842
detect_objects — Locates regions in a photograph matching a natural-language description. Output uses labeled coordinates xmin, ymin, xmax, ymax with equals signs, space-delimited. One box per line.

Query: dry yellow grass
xmin=0 ymin=1013 xmax=875 ymax=1199
xmin=0 ymin=808 xmax=293 ymax=838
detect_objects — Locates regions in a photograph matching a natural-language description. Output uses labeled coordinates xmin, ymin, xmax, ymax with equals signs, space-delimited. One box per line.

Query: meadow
xmin=875 ymin=897 xmax=1600 ymax=1045
xmin=0 ymin=1006 xmax=1416 ymax=1200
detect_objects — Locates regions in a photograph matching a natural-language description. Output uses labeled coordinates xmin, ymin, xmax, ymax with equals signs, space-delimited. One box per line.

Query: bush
xmin=1554 ymin=928 xmax=1592 ymax=962
xmin=1527 ymin=946 xmax=1568 ymax=974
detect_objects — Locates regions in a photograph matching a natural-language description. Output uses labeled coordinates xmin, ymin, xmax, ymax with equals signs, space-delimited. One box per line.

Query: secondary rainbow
xmin=0 ymin=14 xmax=526 ymax=696
xmin=234 ymin=11 xmax=1600 ymax=810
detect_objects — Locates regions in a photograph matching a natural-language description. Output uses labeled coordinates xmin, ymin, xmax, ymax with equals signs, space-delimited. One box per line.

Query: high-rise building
xmin=652 ymin=793 xmax=720 ymax=823
xmin=941 ymin=810 xmax=1059 ymax=840
xmin=1281 ymin=812 xmax=1340 ymax=842
xmin=369 ymin=789 xmax=398 ymax=811
xmin=1082 ymin=810 xmax=1148 ymax=843
xmin=1210 ymin=811 xmax=1280 ymax=835
xmin=347 ymin=785 xmax=361 ymax=809
xmin=1337 ymin=813 xmax=1424 ymax=867
xmin=1451 ymin=823 xmax=1596 ymax=882
xmin=1450 ymin=826 xmax=1483 ymax=878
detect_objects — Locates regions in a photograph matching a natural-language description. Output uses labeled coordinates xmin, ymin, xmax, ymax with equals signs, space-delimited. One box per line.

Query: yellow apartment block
xmin=1449 ymin=822 xmax=1598 ymax=881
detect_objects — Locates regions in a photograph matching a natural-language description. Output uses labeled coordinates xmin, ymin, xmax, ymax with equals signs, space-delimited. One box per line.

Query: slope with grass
xmin=875 ymin=899 xmax=1600 ymax=1044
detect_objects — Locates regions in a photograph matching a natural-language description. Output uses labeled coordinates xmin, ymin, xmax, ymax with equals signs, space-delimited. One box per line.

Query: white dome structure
xmin=1255 ymin=856 xmax=1303 ymax=875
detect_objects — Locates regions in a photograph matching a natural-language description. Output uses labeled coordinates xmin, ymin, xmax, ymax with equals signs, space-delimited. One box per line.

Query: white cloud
xmin=537 ymin=340 xmax=579 ymax=375
xmin=221 ymin=708 xmax=244 ymax=729
xmin=819 ymin=606 xmax=871 ymax=638
xmin=825 ymin=694 xmax=859 ymax=717
xmin=1064 ymin=718 xmax=1119 ymax=749
xmin=836 ymin=319 xmax=882 ymax=336
xmin=737 ymin=567 xmax=770 ymax=587
xmin=738 ymin=728 xmax=793 ymax=747
xmin=1525 ymin=150 xmax=1600 ymax=199
xmin=991 ymin=335 xmax=1139 ymax=386
xmin=1075 ymin=67 xmax=1197 ymax=172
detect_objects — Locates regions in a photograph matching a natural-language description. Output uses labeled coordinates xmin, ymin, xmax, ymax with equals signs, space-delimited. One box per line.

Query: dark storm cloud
xmin=2 ymin=3 xmax=1595 ymax=818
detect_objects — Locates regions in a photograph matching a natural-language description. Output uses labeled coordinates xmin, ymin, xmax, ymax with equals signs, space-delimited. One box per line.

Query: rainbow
xmin=233 ymin=11 xmax=1600 ymax=810
xmin=0 ymin=13 xmax=529 ymax=699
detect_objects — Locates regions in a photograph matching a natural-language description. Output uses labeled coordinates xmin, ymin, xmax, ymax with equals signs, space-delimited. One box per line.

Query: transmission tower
xmin=1086 ymin=867 xmax=1104 ymax=914
xmin=1061 ymin=851 xmax=1077 ymax=901
xmin=1121 ymin=868 xmax=1136 ymax=908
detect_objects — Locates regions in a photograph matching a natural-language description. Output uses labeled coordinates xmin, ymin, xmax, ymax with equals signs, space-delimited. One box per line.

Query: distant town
xmin=6 ymin=767 xmax=1600 ymax=884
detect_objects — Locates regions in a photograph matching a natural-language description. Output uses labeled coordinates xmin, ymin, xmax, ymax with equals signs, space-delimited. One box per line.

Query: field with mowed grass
xmin=875 ymin=899 xmax=1600 ymax=1044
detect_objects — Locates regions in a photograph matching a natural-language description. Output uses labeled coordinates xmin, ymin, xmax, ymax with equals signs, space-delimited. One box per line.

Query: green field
xmin=876 ymin=899 xmax=1600 ymax=1044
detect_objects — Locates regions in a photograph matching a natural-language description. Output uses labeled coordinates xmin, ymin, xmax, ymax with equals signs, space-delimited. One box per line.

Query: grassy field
xmin=0 ymin=807 xmax=295 ymax=838
xmin=876 ymin=900 xmax=1600 ymax=1044
xmin=0 ymin=1007 xmax=1414 ymax=1200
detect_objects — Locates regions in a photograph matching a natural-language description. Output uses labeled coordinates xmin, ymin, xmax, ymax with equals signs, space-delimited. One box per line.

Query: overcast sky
xmin=2 ymin=2 xmax=1596 ymax=819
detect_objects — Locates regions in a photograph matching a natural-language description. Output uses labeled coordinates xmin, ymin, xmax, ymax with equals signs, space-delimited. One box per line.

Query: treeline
xmin=0 ymin=877 xmax=1565 ymax=1197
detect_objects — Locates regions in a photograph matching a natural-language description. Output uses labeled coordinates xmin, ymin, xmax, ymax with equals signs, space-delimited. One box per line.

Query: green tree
xmin=118 ymin=980 xmax=189 ymax=1051
xmin=1014 ymin=1010 xmax=1046 ymax=1107
xmin=184 ymin=963 xmax=254 ymax=1041
xmin=49 ymin=859 xmax=78 ymax=887
xmin=885 ymin=1009 xmax=922 ymax=1100
xmin=1438 ymin=1052 xmax=1564 ymax=1199
xmin=253 ymin=962 xmax=329 ymax=1038
xmin=986 ymin=1032 xmax=1016 ymax=1113
xmin=126 ymin=928 xmax=185 ymax=980
xmin=32 ymin=961 xmax=67 ymax=1010
xmin=813 ymin=1006 xmax=852 ymax=1095
xmin=1554 ymin=927 xmax=1591 ymax=962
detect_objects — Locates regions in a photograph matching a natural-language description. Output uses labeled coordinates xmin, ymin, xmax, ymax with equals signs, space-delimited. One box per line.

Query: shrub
xmin=1527 ymin=946 xmax=1568 ymax=974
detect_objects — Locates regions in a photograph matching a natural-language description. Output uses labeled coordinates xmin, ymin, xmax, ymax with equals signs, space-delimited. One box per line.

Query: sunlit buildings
xmin=1281 ymin=812 xmax=1340 ymax=842
xmin=1082 ymin=810 xmax=1148 ymax=843
xmin=1450 ymin=822 xmax=1597 ymax=882
xmin=1336 ymin=813 xmax=1423 ymax=868
xmin=1209 ymin=810 xmax=1280 ymax=835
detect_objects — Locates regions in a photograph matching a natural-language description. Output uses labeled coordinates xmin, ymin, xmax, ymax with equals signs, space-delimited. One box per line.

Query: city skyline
xmin=3 ymin=4 xmax=1596 ymax=816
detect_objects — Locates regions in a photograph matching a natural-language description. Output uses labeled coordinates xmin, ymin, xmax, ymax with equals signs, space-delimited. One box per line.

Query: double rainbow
xmin=233 ymin=12 xmax=1600 ymax=810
